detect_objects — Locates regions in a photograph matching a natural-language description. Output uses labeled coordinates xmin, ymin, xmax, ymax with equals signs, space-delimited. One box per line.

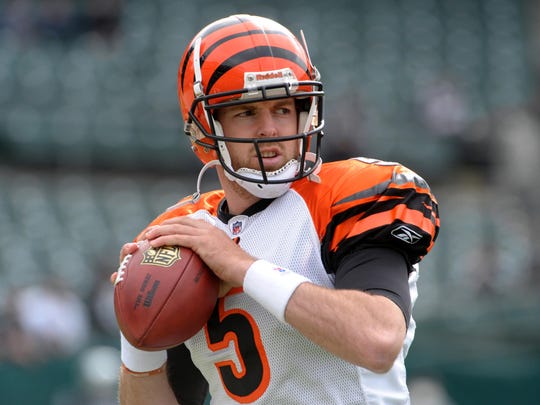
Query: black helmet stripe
xmin=205 ymin=46 xmax=308 ymax=94
xmin=179 ymin=17 xmax=242 ymax=94
xmin=201 ymin=30 xmax=284 ymax=66
xmin=180 ymin=29 xmax=288 ymax=93
xmin=180 ymin=46 xmax=194 ymax=92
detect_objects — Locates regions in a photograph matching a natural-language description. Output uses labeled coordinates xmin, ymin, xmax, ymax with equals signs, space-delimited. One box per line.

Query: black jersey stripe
xmin=363 ymin=196 xmax=438 ymax=224
xmin=334 ymin=183 xmax=436 ymax=218
xmin=325 ymin=196 xmax=432 ymax=244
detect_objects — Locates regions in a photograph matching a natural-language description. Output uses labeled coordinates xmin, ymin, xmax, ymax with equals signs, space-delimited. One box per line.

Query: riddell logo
xmin=391 ymin=225 xmax=422 ymax=244
xmin=244 ymin=68 xmax=296 ymax=87
xmin=255 ymin=71 xmax=284 ymax=81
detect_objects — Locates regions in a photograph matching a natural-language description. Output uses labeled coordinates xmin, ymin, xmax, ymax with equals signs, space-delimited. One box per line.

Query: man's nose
xmin=257 ymin=110 xmax=278 ymax=137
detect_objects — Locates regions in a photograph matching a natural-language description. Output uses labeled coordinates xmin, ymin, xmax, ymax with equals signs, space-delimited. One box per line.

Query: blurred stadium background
xmin=1 ymin=0 xmax=539 ymax=404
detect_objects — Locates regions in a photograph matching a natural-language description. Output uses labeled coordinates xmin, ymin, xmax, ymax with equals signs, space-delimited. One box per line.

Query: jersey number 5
xmin=205 ymin=298 xmax=271 ymax=403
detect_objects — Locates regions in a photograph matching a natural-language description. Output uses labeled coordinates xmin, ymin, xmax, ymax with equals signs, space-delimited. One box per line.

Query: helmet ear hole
xmin=187 ymin=121 xmax=219 ymax=163
xmin=188 ymin=123 xmax=203 ymax=140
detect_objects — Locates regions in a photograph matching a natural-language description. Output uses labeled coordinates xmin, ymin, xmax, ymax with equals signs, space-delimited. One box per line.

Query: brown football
xmin=114 ymin=240 xmax=219 ymax=350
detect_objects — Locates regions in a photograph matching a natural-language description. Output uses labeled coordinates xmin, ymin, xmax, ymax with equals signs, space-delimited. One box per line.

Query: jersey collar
xmin=217 ymin=198 xmax=275 ymax=223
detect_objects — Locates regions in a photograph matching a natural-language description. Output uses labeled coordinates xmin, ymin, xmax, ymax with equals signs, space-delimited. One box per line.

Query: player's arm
xmin=118 ymin=338 xmax=208 ymax=405
xmin=276 ymin=161 xmax=438 ymax=371
xmin=115 ymin=243 xmax=209 ymax=405
xmin=286 ymin=287 xmax=404 ymax=373
xmin=283 ymin=247 xmax=410 ymax=373
xmin=239 ymin=246 xmax=409 ymax=373
xmin=118 ymin=334 xmax=178 ymax=405
xmin=119 ymin=367 xmax=178 ymax=405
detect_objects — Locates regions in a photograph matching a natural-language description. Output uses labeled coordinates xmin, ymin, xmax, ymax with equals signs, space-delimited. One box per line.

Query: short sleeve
xmin=320 ymin=158 xmax=440 ymax=272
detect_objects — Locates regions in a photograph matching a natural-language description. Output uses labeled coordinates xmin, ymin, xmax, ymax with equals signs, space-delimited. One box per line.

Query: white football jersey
xmin=143 ymin=159 xmax=439 ymax=404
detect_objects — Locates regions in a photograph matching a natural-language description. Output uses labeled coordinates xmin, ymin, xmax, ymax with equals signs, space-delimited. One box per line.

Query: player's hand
xmin=110 ymin=242 xmax=140 ymax=285
xmin=120 ymin=242 xmax=140 ymax=263
xmin=144 ymin=216 xmax=256 ymax=287
xmin=111 ymin=239 xmax=234 ymax=296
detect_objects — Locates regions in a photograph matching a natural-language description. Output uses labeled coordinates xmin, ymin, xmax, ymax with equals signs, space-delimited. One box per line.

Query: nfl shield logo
xmin=141 ymin=246 xmax=181 ymax=267
xmin=231 ymin=220 xmax=243 ymax=235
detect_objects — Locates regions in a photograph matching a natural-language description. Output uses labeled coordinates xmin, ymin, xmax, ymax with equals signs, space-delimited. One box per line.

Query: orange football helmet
xmin=177 ymin=14 xmax=324 ymax=197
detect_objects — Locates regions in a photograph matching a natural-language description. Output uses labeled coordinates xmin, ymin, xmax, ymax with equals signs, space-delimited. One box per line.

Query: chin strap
xmin=167 ymin=152 xmax=322 ymax=211
xmin=166 ymin=160 xmax=220 ymax=211
xmin=229 ymin=159 xmax=298 ymax=199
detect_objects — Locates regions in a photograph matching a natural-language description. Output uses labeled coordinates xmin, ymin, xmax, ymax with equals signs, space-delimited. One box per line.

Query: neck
xmin=217 ymin=167 xmax=261 ymax=215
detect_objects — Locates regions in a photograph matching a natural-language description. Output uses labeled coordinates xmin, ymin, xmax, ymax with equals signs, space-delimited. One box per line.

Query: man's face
xmin=215 ymin=99 xmax=299 ymax=172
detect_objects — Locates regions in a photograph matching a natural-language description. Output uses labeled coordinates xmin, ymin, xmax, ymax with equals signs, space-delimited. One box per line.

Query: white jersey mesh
xmin=185 ymin=190 xmax=416 ymax=404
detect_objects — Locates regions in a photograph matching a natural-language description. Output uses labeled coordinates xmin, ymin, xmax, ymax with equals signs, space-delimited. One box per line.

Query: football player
xmin=116 ymin=14 xmax=440 ymax=404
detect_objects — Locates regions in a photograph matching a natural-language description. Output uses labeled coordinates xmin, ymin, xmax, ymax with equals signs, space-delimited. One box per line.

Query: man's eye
xmin=236 ymin=110 xmax=252 ymax=117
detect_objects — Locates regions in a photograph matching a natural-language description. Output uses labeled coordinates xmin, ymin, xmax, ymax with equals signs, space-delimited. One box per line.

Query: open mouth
xmin=260 ymin=150 xmax=278 ymax=158
xmin=257 ymin=149 xmax=283 ymax=169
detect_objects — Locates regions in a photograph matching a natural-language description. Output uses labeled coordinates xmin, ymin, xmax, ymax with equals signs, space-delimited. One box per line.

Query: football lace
xmin=114 ymin=254 xmax=132 ymax=285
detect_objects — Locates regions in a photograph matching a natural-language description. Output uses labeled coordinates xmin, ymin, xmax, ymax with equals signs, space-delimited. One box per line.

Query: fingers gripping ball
xmin=114 ymin=240 xmax=219 ymax=350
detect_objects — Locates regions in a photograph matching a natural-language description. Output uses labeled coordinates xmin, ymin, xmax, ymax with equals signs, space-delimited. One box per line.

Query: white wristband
xmin=243 ymin=259 xmax=310 ymax=323
xmin=120 ymin=333 xmax=167 ymax=373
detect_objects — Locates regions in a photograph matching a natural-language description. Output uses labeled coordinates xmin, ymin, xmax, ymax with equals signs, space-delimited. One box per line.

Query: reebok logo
xmin=391 ymin=225 xmax=422 ymax=244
